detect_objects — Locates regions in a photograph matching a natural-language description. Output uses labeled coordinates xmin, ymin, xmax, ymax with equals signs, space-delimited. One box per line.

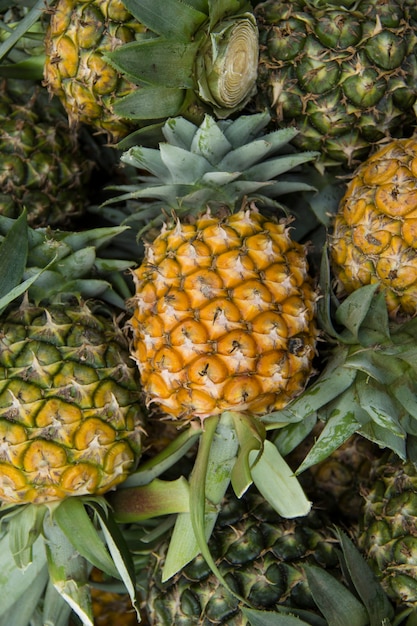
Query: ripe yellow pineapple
xmin=131 ymin=206 xmax=317 ymax=422
xmin=110 ymin=113 xmax=321 ymax=582
xmin=123 ymin=113 xmax=320 ymax=424
xmin=330 ymin=137 xmax=417 ymax=320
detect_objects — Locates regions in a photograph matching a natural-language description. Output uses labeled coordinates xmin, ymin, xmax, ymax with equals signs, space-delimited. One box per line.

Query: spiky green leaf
xmin=0 ymin=532 xmax=47 ymax=615
xmin=249 ymin=440 xmax=311 ymax=518
xmin=113 ymin=86 xmax=186 ymax=120
xmin=334 ymin=529 xmax=395 ymax=626
xmin=52 ymin=498 xmax=119 ymax=579
xmin=356 ymin=376 xmax=405 ymax=438
xmin=8 ymin=504 xmax=45 ymax=570
xmin=120 ymin=0 xmax=208 ymax=40
xmin=305 ymin=565 xmax=369 ymax=626
xmin=241 ymin=607 xmax=314 ymax=626
xmin=92 ymin=503 xmax=140 ymax=623
xmin=297 ymin=395 xmax=363 ymax=473
xmin=41 ymin=581 xmax=73 ymax=626
xmin=123 ymin=425 xmax=202 ymax=486
xmin=44 ymin=520 xmax=93 ymax=626
xmin=231 ymin=412 xmax=265 ymax=497
xmin=106 ymin=39 xmax=199 ymax=88
xmin=162 ymin=413 xmax=239 ymax=581
xmin=335 ymin=284 xmax=380 ymax=341
xmin=0 ymin=565 xmax=48 ymax=626
xmin=0 ymin=210 xmax=28 ymax=301
xmin=222 ymin=111 xmax=271 ymax=146
xmin=110 ymin=477 xmax=191 ymax=522
xmin=0 ymin=0 xmax=50 ymax=62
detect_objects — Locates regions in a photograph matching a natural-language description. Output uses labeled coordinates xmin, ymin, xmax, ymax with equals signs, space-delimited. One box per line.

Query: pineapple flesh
xmin=130 ymin=206 xmax=318 ymax=422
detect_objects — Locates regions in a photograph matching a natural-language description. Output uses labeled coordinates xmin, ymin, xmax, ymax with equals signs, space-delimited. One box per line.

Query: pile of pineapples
xmin=1 ymin=1 xmax=417 ymax=625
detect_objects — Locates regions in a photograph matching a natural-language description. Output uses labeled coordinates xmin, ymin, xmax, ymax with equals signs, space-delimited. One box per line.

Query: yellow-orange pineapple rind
xmin=130 ymin=208 xmax=318 ymax=422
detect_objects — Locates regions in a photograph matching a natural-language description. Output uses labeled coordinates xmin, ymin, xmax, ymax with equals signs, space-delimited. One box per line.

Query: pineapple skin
xmin=44 ymin=0 xmax=145 ymax=142
xmin=130 ymin=208 xmax=318 ymax=422
xmin=330 ymin=137 xmax=417 ymax=320
xmin=0 ymin=300 xmax=144 ymax=504
xmin=357 ymin=453 xmax=417 ymax=608
xmin=0 ymin=80 xmax=92 ymax=228
xmin=144 ymin=490 xmax=340 ymax=625
xmin=90 ymin=568 xmax=140 ymax=626
xmin=255 ymin=0 xmax=417 ymax=169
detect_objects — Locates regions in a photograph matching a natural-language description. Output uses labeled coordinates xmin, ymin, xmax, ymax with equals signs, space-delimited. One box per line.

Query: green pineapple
xmin=141 ymin=489 xmax=397 ymax=626
xmin=144 ymin=490 xmax=340 ymax=625
xmin=358 ymin=453 xmax=417 ymax=612
xmin=255 ymin=0 xmax=417 ymax=170
xmin=0 ymin=213 xmax=145 ymax=625
xmin=0 ymin=79 xmax=93 ymax=227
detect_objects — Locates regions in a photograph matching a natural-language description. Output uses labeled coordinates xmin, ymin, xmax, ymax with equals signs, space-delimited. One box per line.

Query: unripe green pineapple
xmin=144 ymin=490 xmax=340 ymax=625
xmin=0 ymin=79 xmax=92 ymax=227
xmin=255 ymin=0 xmax=417 ymax=170
xmin=358 ymin=453 xmax=417 ymax=609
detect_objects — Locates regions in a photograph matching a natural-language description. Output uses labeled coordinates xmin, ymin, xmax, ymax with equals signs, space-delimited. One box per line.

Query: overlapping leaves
xmin=270 ymin=250 xmax=417 ymax=470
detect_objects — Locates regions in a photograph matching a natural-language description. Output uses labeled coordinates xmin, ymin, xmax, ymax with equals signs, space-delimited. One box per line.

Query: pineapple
xmin=142 ymin=489 xmax=396 ymax=626
xmin=44 ymin=0 xmax=146 ymax=142
xmin=0 ymin=78 xmax=92 ymax=227
xmin=44 ymin=0 xmax=259 ymax=142
xmin=330 ymin=137 xmax=417 ymax=320
xmin=131 ymin=206 xmax=317 ymax=422
xmin=104 ymin=112 xmax=323 ymax=587
xmin=255 ymin=0 xmax=417 ymax=170
xmin=357 ymin=453 xmax=417 ymax=613
xmin=0 ymin=214 xmax=145 ymax=625
xmin=124 ymin=113 xmax=320 ymax=423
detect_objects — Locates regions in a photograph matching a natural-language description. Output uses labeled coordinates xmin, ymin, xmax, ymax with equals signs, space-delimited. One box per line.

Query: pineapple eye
xmin=288 ymin=336 xmax=306 ymax=356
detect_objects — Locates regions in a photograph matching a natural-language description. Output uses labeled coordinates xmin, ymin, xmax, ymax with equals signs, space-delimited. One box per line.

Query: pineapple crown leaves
xmin=103 ymin=0 xmax=259 ymax=123
xmin=104 ymin=112 xmax=319 ymax=237
xmin=0 ymin=211 xmax=134 ymax=311
xmin=269 ymin=248 xmax=417 ymax=473
xmin=0 ymin=496 xmax=140 ymax=626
